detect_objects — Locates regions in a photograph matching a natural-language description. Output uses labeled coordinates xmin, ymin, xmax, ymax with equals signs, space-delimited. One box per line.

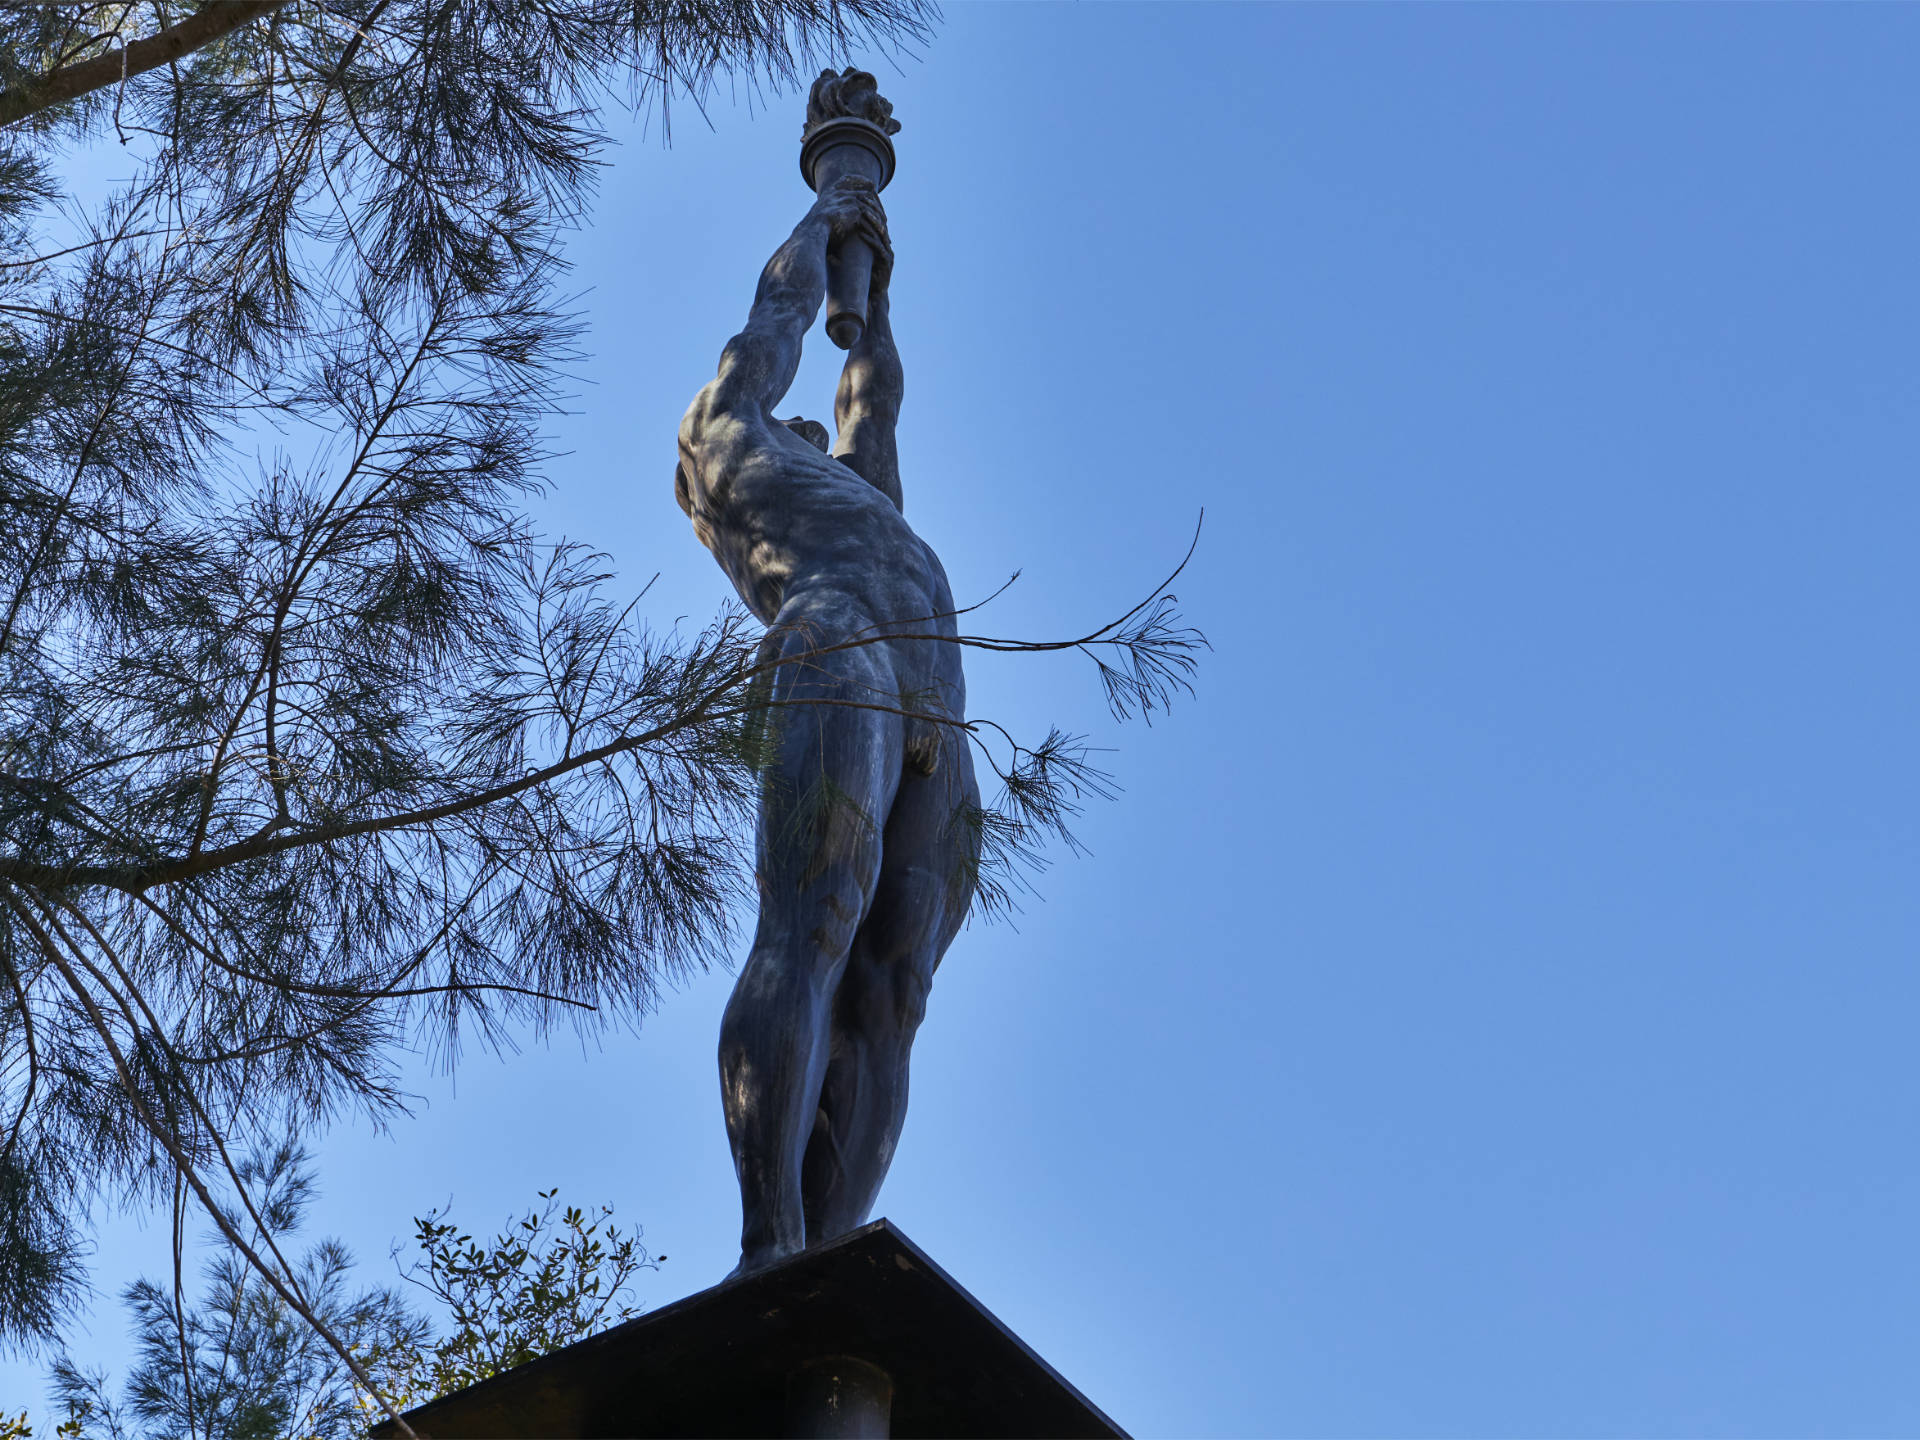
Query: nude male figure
xmin=675 ymin=174 xmax=980 ymax=1275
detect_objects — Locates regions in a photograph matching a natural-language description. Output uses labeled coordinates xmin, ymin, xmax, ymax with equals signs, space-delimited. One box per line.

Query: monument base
xmin=372 ymin=1218 xmax=1127 ymax=1439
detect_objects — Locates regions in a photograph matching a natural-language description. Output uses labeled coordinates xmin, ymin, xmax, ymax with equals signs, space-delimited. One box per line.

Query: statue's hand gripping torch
xmin=799 ymin=68 xmax=901 ymax=350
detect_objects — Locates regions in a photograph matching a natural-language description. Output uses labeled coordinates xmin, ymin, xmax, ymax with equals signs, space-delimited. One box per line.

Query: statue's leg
xmin=719 ymin=632 xmax=903 ymax=1275
xmin=802 ymin=730 xmax=980 ymax=1242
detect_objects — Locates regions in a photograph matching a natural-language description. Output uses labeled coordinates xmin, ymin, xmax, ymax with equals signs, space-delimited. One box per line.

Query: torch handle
xmin=825 ymin=240 xmax=874 ymax=350
xmin=808 ymin=139 xmax=890 ymax=351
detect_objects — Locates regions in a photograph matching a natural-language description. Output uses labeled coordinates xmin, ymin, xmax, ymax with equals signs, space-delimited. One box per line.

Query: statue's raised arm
xmin=674 ymin=178 xmax=889 ymax=533
xmin=830 ymin=220 xmax=902 ymax=510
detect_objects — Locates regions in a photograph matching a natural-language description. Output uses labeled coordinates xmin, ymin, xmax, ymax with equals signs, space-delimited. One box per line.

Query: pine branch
xmin=0 ymin=2 xmax=285 ymax=130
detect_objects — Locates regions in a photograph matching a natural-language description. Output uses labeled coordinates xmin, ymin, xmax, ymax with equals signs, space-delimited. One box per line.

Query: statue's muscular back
xmin=677 ymin=397 xmax=964 ymax=723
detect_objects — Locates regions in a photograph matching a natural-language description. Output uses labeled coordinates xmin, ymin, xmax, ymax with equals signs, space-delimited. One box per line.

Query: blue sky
xmin=12 ymin=4 xmax=1920 ymax=1434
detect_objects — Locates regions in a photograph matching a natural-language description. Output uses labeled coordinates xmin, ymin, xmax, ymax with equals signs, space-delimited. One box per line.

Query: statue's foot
xmin=724 ymin=1241 xmax=800 ymax=1283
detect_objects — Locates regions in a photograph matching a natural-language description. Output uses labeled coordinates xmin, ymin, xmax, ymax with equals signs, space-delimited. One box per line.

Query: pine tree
xmin=0 ymin=4 xmax=1199 ymax=1425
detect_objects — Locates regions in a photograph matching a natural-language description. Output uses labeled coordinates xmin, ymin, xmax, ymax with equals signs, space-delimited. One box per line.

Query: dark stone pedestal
xmin=372 ymin=1218 xmax=1127 ymax=1439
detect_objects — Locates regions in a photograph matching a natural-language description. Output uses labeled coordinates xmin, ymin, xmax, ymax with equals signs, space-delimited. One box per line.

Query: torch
xmin=799 ymin=68 xmax=900 ymax=350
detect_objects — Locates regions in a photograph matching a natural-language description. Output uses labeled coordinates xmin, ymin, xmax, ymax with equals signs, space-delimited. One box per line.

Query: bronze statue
xmin=675 ymin=70 xmax=979 ymax=1276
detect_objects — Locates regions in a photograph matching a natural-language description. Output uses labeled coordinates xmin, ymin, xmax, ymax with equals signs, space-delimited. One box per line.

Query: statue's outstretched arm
xmin=832 ymin=269 xmax=903 ymax=511
xmin=688 ymin=181 xmax=888 ymax=427
xmin=707 ymin=214 xmax=831 ymax=421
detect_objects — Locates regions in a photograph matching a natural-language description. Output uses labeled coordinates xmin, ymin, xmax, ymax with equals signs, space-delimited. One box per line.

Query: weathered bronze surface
xmin=676 ymin=70 xmax=980 ymax=1279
